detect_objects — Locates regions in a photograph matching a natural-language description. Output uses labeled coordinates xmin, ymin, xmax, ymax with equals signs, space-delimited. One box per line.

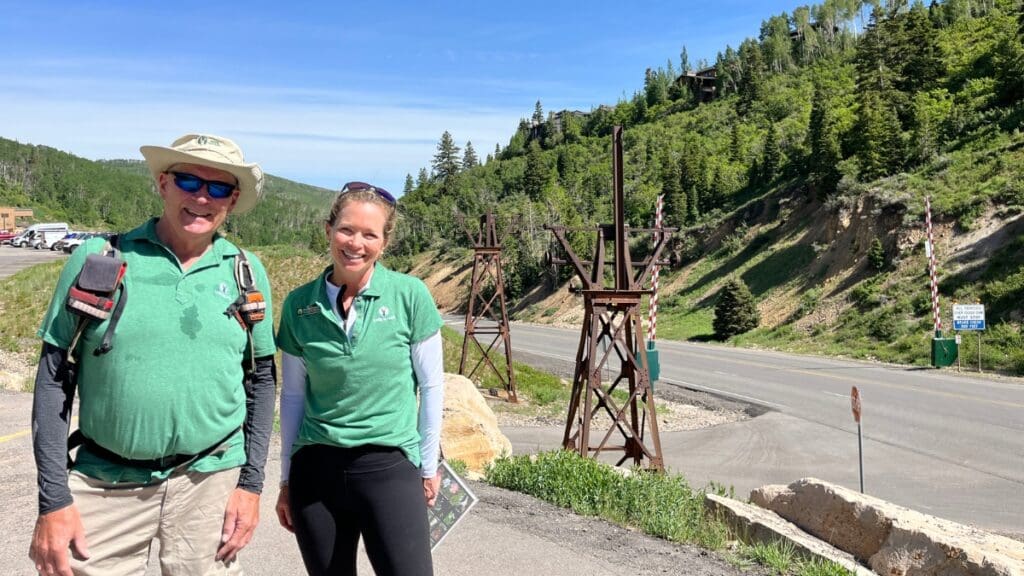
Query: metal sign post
xmin=952 ymin=303 xmax=985 ymax=373
xmin=851 ymin=386 xmax=864 ymax=493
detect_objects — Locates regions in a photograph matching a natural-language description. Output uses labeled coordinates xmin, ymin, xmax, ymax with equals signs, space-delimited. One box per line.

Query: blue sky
xmin=1 ymin=1 xmax=801 ymax=197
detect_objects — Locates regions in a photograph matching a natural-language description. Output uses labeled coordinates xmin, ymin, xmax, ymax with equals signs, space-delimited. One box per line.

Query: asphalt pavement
xmin=0 ymin=388 xmax=747 ymax=576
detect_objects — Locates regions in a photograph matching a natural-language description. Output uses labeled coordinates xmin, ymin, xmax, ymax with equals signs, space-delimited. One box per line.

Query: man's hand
xmin=29 ymin=505 xmax=90 ymax=576
xmin=423 ymin=473 xmax=441 ymax=507
xmin=275 ymin=486 xmax=294 ymax=533
xmin=217 ymin=489 xmax=260 ymax=562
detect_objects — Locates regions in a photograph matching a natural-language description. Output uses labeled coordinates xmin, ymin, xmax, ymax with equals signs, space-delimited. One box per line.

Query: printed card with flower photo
xmin=428 ymin=460 xmax=479 ymax=550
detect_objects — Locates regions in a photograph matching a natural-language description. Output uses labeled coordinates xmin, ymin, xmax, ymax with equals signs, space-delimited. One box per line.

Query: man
xmin=29 ymin=134 xmax=277 ymax=576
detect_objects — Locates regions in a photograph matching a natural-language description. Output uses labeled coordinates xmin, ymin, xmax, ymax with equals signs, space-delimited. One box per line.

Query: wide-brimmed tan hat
xmin=140 ymin=133 xmax=264 ymax=215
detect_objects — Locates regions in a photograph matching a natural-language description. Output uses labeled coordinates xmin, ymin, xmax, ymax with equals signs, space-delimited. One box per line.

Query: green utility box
xmin=931 ymin=336 xmax=958 ymax=368
xmin=646 ymin=341 xmax=660 ymax=385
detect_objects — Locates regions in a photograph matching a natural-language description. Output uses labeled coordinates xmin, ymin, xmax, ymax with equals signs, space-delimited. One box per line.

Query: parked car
xmin=0 ymin=230 xmax=16 ymax=244
xmin=9 ymin=222 xmax=70 ymax=248
xmin=51 ymin=232 xmax=81 ymax=251
xmin=61 ymin=232 xmax=103 ymax=253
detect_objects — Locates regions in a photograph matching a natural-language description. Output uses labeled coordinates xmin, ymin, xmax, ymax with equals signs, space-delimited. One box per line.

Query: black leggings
xmin=289 ymin=444 xmax=433 ymax=576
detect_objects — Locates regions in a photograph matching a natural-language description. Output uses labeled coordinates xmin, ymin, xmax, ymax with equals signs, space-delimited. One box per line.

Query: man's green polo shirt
xmin=37 ymin=218 xmax=275 ymax=484
xmin=276 ymin=263 xmax=442 ymax=467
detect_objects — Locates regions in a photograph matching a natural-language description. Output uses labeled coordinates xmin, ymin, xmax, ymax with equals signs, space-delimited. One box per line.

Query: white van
xmin=10 ymin=222 xmax=70 ymax=248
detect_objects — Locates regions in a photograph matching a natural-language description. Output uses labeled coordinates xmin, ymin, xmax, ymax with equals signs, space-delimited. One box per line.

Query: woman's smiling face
xmin=326 ymin=199 xmax=388 ymax=287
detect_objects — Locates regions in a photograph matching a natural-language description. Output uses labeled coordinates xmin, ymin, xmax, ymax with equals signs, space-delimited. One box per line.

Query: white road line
xmin=822 ymin=391 xmax=847 ymax=399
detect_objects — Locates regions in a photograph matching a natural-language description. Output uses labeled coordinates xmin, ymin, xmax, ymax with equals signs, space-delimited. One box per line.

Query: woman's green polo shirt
xmin=276 ymin=263 xmax=443 ymax=467
xmin=37 ymin=219 xmax=275 ymax=484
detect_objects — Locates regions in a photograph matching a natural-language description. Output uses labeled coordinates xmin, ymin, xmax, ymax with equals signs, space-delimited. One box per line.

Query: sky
xmin=1 ymin=1 xmax=802 ymax=197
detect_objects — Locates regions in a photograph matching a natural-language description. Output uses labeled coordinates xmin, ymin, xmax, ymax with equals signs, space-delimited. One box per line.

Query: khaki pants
xmin=68 ymin=467 xmax=244 ymax=576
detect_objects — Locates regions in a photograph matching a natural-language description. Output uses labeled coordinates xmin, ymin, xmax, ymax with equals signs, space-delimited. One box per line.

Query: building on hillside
xmin=676 ymin=66 xmax=718 ymax=103
xmin=0 ymin=206 xmax=33 ymax=231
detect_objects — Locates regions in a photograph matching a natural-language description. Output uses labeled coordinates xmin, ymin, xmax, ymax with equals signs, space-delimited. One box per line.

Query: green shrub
xmin=713 ymin=278 xmax=760 ymax=340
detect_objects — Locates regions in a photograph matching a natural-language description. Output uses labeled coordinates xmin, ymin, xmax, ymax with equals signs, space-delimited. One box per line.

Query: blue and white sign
xmin=953 ymin=304 xmax=985 ymax=331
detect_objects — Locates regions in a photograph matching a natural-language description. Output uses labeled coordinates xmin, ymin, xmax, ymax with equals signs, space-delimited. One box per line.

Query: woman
xmin=275 ymin=181 xmax=444 ymax=576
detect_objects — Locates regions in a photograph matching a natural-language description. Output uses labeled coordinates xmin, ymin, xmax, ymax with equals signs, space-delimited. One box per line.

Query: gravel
xmin=469 ymin=480 xmax=767 ymax=576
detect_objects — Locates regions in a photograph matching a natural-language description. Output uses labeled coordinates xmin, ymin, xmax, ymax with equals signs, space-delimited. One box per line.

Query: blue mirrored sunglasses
xmin=169 ymin=171 xmax=237 ymax=199
xmin=341 ymin=181 xmax=396 ymax=204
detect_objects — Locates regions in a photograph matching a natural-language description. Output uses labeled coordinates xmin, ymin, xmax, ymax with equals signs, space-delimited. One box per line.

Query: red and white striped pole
xmin=648 ymin=194 xmax=664 ymax=342
xmin=925 ymin=197 xmax=942 ymax=336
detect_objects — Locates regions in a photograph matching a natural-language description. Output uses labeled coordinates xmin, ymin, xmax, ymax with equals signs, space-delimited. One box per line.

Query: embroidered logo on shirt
xmin=297 ymin=305 xmax=320 ymax=317
xmin=374 ymin=305 xmax=396 ymax=322
xmin=215 ymin=282 xmax=232 ymax=300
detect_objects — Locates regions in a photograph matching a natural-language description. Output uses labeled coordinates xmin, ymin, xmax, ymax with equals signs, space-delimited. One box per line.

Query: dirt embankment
xmin=416 ymin=189 xmax=1020 ymax=338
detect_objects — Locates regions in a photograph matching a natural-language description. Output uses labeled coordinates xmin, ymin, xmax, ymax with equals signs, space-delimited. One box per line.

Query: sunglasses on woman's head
xmin=340 ymin=181 xmax=396 ymax=204
xmin=169 ymin=171 xmax=237 ymax=199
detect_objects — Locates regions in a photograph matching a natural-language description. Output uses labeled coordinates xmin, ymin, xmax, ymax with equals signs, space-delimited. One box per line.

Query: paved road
xmin=0 ymin=243 xmax=66 ymax=280
xmin=0 ymin=391 xmax=745 ymax=576
xmin=447 ymin=315 xmax=1024 ymax=536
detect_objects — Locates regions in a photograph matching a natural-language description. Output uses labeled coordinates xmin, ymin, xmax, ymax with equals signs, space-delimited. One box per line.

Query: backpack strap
xmin=225 ymin=250 xmax=266 ymax=374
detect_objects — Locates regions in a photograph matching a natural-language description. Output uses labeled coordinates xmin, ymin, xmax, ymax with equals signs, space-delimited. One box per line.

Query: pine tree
xmin=902 ymin=1 xmax=944 ymax=93
xmin=462 ymin=141 xmax=479 ymax=169
xmin=807 ymin=85 xmax=842 ymax=196
xmin=855 ymin=91 xmax=905 ymax=180
xmin=730 ymin=123 xmax=743 ymax=162
xmin=532 ymin=101 xmax=544 ymax=125
xmin=523 ymin=141 xmax=548 ymax=200
xmin=738 ymin=38 xmax=767 ymax=114
xmin=761 ymin=123 xmax=781 ymax=183
xmin=868 ymin=237 xmax=887 ymax=271
xmin=403 ymin=173 xmax=414 ymax=196
xmin=660 ymin=154 xmax=686 ymax=227
xmin=432 ymin=131 xmax=461 ymax=193
xmin=713 ymin=278 xmax=760 ymax=339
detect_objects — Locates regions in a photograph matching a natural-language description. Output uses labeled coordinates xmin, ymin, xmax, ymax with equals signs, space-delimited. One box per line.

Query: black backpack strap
xmin=93 ymin=283 xmax=126 ymax=356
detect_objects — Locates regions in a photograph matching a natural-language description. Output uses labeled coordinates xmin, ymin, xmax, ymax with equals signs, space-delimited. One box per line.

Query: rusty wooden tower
xmin=545 ymin=126 xmax=674 ymax=469
xmin=458 ymin=212 xmax=518 ymax=402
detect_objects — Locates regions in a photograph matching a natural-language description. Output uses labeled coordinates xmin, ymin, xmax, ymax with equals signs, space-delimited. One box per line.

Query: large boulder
xmin=440 ymin=373 xmax=512 ymax=476
xmin=751 ymin=478 xmax=1024 ymax=576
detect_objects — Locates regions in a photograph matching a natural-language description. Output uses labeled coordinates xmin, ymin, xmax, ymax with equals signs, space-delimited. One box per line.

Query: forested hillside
xmin=394 ymin=0 xmax=1024 ymax=373
xmin=0 ymin=138 xmax=333 ymax=246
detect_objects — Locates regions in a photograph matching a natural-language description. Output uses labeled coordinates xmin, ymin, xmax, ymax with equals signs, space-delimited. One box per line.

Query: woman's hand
xmin=423 ymin=473 xmax=441 ymax=507
xmin=275 ymin=486 xmax=294 ymax=533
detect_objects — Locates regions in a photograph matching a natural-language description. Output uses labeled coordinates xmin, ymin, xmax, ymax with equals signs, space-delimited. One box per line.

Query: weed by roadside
xmin=486 ymin=449 xmax=854 ymax=576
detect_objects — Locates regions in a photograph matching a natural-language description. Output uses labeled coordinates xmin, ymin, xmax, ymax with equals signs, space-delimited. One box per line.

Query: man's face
xmin=158 ymin=163 xmax=240 ymax=238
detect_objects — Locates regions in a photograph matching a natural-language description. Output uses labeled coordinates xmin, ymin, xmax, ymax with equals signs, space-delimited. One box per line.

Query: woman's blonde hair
xmin=326 ymin=189 xmax=397 ymax=244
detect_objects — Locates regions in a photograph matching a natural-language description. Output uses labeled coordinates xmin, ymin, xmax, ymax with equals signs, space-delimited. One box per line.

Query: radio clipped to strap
xmin=226 ymin=251 xmax=266 ymax=330
xmin=66 ymin=237 xmax=125 ymax=363
xmin=225 ymin=251 xmax=266 ymax=373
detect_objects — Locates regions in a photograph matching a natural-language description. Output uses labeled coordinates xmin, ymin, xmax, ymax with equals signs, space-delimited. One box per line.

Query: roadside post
xmin=925 ymin=197 xmax=957 ymax=368
xmin=646 ymin=194 xmax=664 ymax=386
xmin=955 ymin=334 xmax=962 ymax=372
xmin=851 ymin=386 xmax=864 ymax=493
xmin=952 ymin=303 xmax=985 ymax=373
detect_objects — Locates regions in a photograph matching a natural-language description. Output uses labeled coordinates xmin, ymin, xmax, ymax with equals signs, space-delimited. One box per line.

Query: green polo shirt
xmin=37 ymin=218 xmax=275 ymax=484
xmin=276 ymin=263 xmax=442 ymax=467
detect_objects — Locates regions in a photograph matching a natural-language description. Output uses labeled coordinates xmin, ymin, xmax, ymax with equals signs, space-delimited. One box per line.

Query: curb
xmin=705 ymin=493 xmax=875 ymax=576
